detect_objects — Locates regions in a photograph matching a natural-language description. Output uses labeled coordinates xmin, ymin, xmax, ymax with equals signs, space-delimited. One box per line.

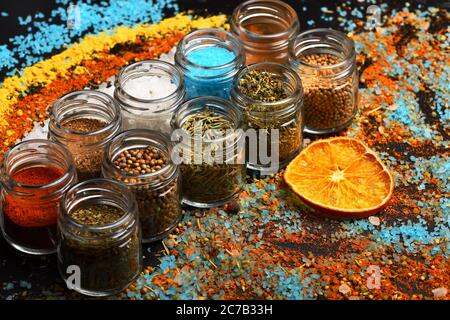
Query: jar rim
xmin=175 ymin=28 xmax=245 ymax=78
xmin=171 ymin=96 xmax=244 ymax=143
xmin=1 ymin=139 xmax=76 ymax=195
xmin=114 ymin=59 xmax=185 ymax=109
xmin=231 ymin=62 xmax=303 ymax=108
xmin=103 ymin=129 xmax=177 ymax=181
xmin=231 ymin=0 xmax=299 ymax=40
xmin=61 ymin=178 xmax=137 ymax=232
xmin=50 ymin=90 xmax=121 ymax=138
xmin=289 ymin=28 xmax=356 ymax=71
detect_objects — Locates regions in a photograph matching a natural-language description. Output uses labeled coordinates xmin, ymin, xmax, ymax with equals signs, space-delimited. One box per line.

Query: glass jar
xmin=115 ymin=60 xmax=185 ymax=133
xmin=102 ymin=129 xmax=182 ymax=242
xmin=171 ymin=96 xmax=245 ymax=208
xmin=48 ymin=90 xmax=121 ymax=181
xmin=175 ymin=28 xmax=245 ymax=99
xmin=0 ymin=140 xmax=77 ymax=255
xmin=230 ymin=0 xmax=300 ymax=65
xmin=289 ymin=28 xmax=358 ymax=134
xmin=58 ymin=178 xmax=142 ymax=297
xmin=231 ymin=62 xmax=304 ymax=174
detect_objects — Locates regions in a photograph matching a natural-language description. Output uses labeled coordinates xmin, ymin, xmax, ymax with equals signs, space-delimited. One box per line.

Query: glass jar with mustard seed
xmin=175 ymin=28 xmax=245 ymax=99
xmin=231 ymin=62 xmax=304 ymax=174
xmin=230 ymin=0 xmax=300 ymax=65
xmin=102 ymin=129 xmax=182 ymax=242
xmin=289 ymin=28 xmax=358 ymax=134
xmin=115 ymin=60 xmax=186 ymax=133
xmin=58 ymin=178 xmax=142 ymax=297
xmin=0 ymin=140 xmax=77 ymax=255
xmin=48 ymin=90 xmax=122 ymax=181
xmin=171 ymin=97 xmax=245 ymax=208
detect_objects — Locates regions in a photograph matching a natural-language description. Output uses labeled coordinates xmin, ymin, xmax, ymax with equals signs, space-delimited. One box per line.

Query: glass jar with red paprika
xmin=0 ymin=139 xmax=77 ymax=255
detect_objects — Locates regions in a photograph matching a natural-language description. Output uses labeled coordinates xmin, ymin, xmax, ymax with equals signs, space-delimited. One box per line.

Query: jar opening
xmin=231 ymin=0 xmax=299 ymax=40
xmin=232 ymin=62 xmax=303 ymax=108
xmin=2 ymin=139 xmax=75 ymax=194
xmin=62 ymin=179 xmax=137 ymax=234
xmin=175 ymin=28 xmax=245 ymax=79
xmin=115 ymin=60 xmax=185 ymax=109
xmin=104 ymin=129 xmax=177 ymax=183
xmin=289 ymin=28 xmax=356 ymax=72
xmin=171 ymin=96 xmax=244 ymax=143
xmin=50 ymin=90 xmax=121 ymax=138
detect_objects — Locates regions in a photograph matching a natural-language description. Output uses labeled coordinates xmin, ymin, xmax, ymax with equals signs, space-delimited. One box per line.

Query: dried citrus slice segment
xmin=284 ymin=137 xmax=394 ymax=218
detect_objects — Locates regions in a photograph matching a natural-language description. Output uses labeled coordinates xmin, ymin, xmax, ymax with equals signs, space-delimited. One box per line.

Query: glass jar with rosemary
xmin=171 ymin=97 xmax=245 ymax=208
xmin=48 ymin=90 xmax=122 ymax=181
xmin=102 ymin=129 xmax=182 ymax=242
xmin=58 ymin=179 xmax=142 ymax=297
xmin=230 ymin=62 xmax=304 ymax=174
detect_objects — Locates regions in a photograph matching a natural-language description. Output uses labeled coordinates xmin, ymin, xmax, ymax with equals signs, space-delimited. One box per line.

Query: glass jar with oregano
xmin=289 ymin=28 xmax=358 ymax=134
xmin=48 ymin=90 xmax=122 ymax=181
xmin=171 ymin=97 xmax=245 ymax=208
xmin=230 ymin=62 xmax=304 ymax=174
xmin=102 ymin=129 xmax=182 ymax=242
xmin=58 ymin=179 xmax=142 ymax=297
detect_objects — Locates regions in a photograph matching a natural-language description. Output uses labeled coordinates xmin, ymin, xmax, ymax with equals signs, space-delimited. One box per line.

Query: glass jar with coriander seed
xmin=289 ymin=28 xmax=358 ymax=134
xmin=171 ymin=97 xmax=245 ymax=208
xmin=114 ymin=60 xmax=186 ymax=133
xmin=58 ymin=179 xmax=142 ymax=297
xmin=48 ymin=90 xmax=122 ymax=181
xmin=102 ymin=129 xmax=182 ymax=242
xmin=0 ymin=140 xmax=77 ymax=255
xmin=175 ymin=28 xmax=245 ymax=99
xmin=231 ymin=62 xmax=304 ymax=175
xmin=230 ymin=0 xmax=300 ymax=65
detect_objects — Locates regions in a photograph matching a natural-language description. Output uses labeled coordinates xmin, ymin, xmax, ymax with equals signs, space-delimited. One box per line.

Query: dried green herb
xmin=59 ymin=204 xmax=141 ymax=294
xmin=183 ymin=109 xmax=234 ymax=138
xmin=69 ymin=204 xmax=124 ymax=225
xmin=237 ymin=69 xmax=302 ymax=167
xmin=180 ymin=109 xmax=243 ymax=205
xmin=238 ymin=70 xmax=287 ymax=102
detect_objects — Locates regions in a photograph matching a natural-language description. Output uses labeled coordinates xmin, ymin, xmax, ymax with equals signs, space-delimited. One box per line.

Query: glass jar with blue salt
xmin=175 ymin=28 xmax=245 ymax=99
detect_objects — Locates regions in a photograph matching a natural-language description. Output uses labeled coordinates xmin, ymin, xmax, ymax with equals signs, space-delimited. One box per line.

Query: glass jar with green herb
xmin=171 ymin=97 xmax=245 ymax=208
xmin=102 ymin=129 xmax=182 ymax=242
xmin=230 ymin=62 xmax=304 ymax=174
xmin=58 ymin=179 xmax=142 ymax=297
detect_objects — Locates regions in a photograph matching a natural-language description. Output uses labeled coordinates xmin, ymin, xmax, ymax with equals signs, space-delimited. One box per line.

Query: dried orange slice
xmin=284 ymin=137 xmax=394 ymax=219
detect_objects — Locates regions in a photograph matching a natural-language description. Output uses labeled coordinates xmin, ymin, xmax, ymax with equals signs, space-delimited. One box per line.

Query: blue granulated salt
xmin=184 ymin=45 xmax=237 ymax=99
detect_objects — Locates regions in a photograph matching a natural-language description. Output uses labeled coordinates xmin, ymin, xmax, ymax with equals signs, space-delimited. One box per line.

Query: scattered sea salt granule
xmin=123 ymin=75 xmax=177 ymax=100
xmin=432 ymin=287 xmax=447 ymax=298
xmin=338 ymin=283 xmax=352 ymax=295
xmin=368 ymin=216 xmax=381 ymax=226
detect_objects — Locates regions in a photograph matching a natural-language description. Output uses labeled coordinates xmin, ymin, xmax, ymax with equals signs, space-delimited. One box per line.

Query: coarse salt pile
xmin=123 ymin=75 xmax=177 ymax=101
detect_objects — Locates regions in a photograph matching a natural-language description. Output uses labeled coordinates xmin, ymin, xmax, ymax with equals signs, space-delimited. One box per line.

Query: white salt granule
xmin=123 ymin=75 xmax=177 ymax=100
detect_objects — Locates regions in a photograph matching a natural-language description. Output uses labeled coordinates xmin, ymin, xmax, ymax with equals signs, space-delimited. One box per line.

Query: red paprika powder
xmin=0 ymin=139 xmax=77 ymax=255
xmin=3 ymin=166 xmax=64 ymax=228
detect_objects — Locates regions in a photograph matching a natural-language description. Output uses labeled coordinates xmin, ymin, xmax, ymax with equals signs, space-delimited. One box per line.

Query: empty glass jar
xmin=0 ymin=139 xmax=77 ymax=255
xmin=102 ymin=129 xmax=182 ymax=242
xmin=58 ymin=179 xmax=142 ymax=296
xmin=231 ymin=0 xmax=300 ymax=65
xmin=115 ymin=60 xmax=185 ymax=133
xmin=48 ymin=90 xmax=121 ymax=181
xmin=289 ymin=28 xmax=358 ymax=134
